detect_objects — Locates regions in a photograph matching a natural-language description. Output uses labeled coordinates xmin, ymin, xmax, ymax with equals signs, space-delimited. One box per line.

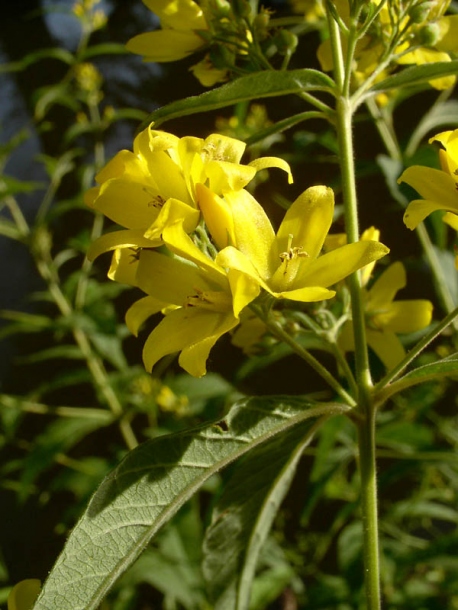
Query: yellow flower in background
xmin=317 ymin=0 xmax=458 ymax=91
xmin=395 ymin=0 xmax=458 ymax=90
xmin=8 ymin=580 xmax=41 ymax=610
xmin=125 ymin=0 xmax=254 ymax=86
xmin=339 ymin=262 xmax=433 ymax=369
xmin=86 ymin=125 xmax=291 ymax=261
xmin=189 ymin=54 xmax=230 ymax=87
xmin=199 ymin=184 xmax=389 ymax=305
xmin=126 ymin=0 xmax=207 ymax=62
xmin=399 ymin=128 xmax=458 ymax=230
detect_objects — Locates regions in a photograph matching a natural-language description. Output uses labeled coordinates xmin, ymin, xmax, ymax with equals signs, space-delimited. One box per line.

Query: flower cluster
xmin=87 ymin=127 xmax=389 ymax=376
xmin=126 ymin=0 xmax=261 ymax=86
xmin=316 ymin=0 xmax=458 ymax=91
xmin=399 ymin=128 xmax=458 ymax=268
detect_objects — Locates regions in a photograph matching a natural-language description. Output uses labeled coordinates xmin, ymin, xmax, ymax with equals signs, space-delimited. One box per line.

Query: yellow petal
xmin=226 ymin=268 xmax=261 ymax=316
xmin=399 ymin=166 xmax=458 ymax=204
xmin=397 ymin=48 xmax=455 ymax=89
xmin=125 ymin=295 xmax=168 ymax=335
xmin=196 ymin=183 xmax=235 ymax=249
xmin=216 ymin=246 xmax=270 ymax=293
xmin=248 ymin=157 xmax=293 ymax=184
xmin=224 ymin=189 xmax=276 ymax=279
xmin=142 ymin=308 xmax=238 ymax=376
xmin=179 ymin=314 xmax=239 ymax=376
xmin=203 ymin=133 xmax=246 ymax=165
xmin=189 ymin=58 xmax=229 ymax=87
xmin=126 ymin=30 xmax=203 ymax=62
xmin=373 ymin=300 xmax=433 ymax=334
xmin=443 ymin=211 xmax=458 ymax=230
xmin=143 ymin=0 xmax=206 ymax=29
xmin=135 ymin=249 xmax=213 ymax=305
xmin=108 ymin=248 xmax=139 ymax=285
xmin=294 ymin=240 xmax=389 ymax=289
xmin=8 ymin=580 xmax=41 ymax=610
xmin=276 ymin=185 xmax=334 ymax=260
xmin=404 ymin=198 xmax=458 ymax=230
xmin=87 ymin=229 xmax=160 ymax=261
xmin=89 ymin=178 xmax=159 ymax=230
xmin=274 ymin=286 xmax=335 ymax=302
xmin=436 ymin=15 xmax=458 ymax=53
xmin=143 ymin=198 xmax=200 ymax=242
xmin=366 ymin=329 xmax=406 ymax=370
xmin=367 ymin=262 xmax=406 ymax=310
xmin=205 ymin=160 xmax=256 ymax=193
xmin=162 ymin=220 xmax=227 ymax=279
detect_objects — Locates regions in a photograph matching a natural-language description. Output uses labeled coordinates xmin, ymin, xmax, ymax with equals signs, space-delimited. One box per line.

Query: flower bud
xmin=416 ymin=22 xmax=441 ymax=46
xmin=232 ymin=0 xmax=251 ymax=18
xmin=212 ymin=0 xmax=232 ymax=18
xmin=210 ymin=44 xmax=236 ymax=68
xmin=253 ymin=11 xmax=270 ymax=40
xmin=274 ymin=29 xmax=298 ymax=55
xmin=410 ymin=2 xmax=434 ymax=24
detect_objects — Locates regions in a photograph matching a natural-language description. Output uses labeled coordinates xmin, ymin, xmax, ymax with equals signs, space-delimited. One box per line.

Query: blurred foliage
xmin=1 ymin=1 xmax=458 ymax=609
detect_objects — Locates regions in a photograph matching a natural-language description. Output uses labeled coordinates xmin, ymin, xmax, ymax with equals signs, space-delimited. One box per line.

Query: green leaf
xmin=378 ymin=358 xmax=458 ymax=402
xmin=370 ymin=61 xmax=458 ymax=93
xmin=202 ymin=416 xmax=327 ymax=610
xmin=80 ymin=43 xmax=130 ymax=59
xmin=0 ymin=48 xmax=74 ymax=73
xmin=245 ymin=111 xmax=327 ymax=146
xmin=33 ymin=396 xmax=348 ymax=610
xmin=143 ymin=70 xmax=335 ymax=128
xmin=0 ymin=176 xmax=45 ymax=197
xmin=20 ymin=417 xmax=112 ymax=500
xmin=34 ymin=84 xmax=80 ymax=121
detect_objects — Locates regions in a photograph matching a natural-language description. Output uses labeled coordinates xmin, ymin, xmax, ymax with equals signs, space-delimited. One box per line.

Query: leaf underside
xmin=33 ymin=396 xmax=348 ymax=610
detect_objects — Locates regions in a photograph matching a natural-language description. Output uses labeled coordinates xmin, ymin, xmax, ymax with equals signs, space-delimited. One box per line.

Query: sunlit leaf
xmin=143 ymin=70 xmax=335 ymax=128
xmin=33 ymin=396 xmax=348 ymax=610
xmin=377 ymin=357 xmax=458 ymax=402
xmin=203 ymin=417 xmax=328 ymax=610
xmin=369 ymin=61 xmax=458 ymax=94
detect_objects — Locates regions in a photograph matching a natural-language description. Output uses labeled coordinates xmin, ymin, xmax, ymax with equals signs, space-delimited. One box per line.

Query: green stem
xmin=357 ymin=409 xmax=381 ymax=609
xmin=34 ymin=249 xmax=138 ymax=451
xmin=376 ymin=302 xmax=458 ymax=390
xmin=416 ymin=223 xmax=458 ymax=327
xmin=326 ymin=5 xmax=381 ymax=608
xmin=251 ymin=304 xmax=356 ymax=406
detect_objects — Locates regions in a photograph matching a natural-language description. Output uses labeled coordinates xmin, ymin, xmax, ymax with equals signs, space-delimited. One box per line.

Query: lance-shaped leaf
xmin=32 ymin=397 xmax=349 ymax=610
xmin=369 ymin=60 xmax=458 ymax=94
xmin=142 ymin=69 xmax=335 ymax=129
xmin=203 ymin=415 xmax=329 ymax=610
xmin=376 ymin=358 xmax=458 ymax=404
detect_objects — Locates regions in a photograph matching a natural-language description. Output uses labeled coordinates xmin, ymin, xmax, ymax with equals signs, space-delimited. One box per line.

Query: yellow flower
xmin=318 ymin=0 xmax=458 ymax=91
xmin=8 ymin=580 xmax=41 ymax=610
xmin=395 ymin=1 xmax=458 ymax=90
xmin=442 ymin=211 xmax=458 ymax=269
xmin=86 ymin=125 xmax=291 ymax=261
xmin=114 ymin=221 xmax=259 ymax=377
xmin=399 ymin=128 xmax=458 ymax=229
xmin=198 ymin=184 xmax=389 ymax=305
xmin=189 ymin=54 xmax=229 ymax=87
xmin=125 ymin=0 xmax=207 ymax=62
xmin=339 ymin=262 xmax=433 ymax=369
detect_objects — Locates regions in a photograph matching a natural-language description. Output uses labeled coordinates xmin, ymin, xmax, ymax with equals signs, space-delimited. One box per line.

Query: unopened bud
xmin=416 ymin=22 xmax=441 ymax=46
xmin=410 ymin=2 xmax=434 ymax=24
xmin=232 ymin=0 xmax=251 ymax=18
xmin=213 ymin=0 xmax=232 ymax=18
xmin=253 ymin=11 xmax=270 ymax=40
xmin=275 ymin=29 xmax=298 ymax=55
xmin=210 ymin=44 xmax=235 ymax=68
